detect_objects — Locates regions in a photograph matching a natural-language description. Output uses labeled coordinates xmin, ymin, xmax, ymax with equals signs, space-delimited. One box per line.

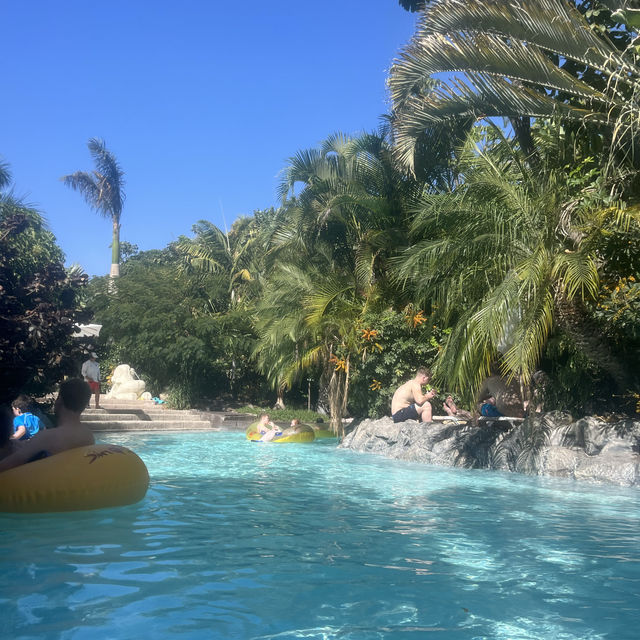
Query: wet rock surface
xmin=340 ymin=412 xmax=640 ymax=487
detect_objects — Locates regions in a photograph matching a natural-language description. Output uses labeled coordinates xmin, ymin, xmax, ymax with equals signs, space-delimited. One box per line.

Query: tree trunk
xmin=327 ymin=356 xmax=350 ymax=437
xmin=274 ymin=384 xmax=286 ymax=410
xmin=316 ymin=362 xmax=332 ymax=416
xmin=327 ymin=369 xmax=344 ymax=435
xmin=111 ymin=219 xmax=120 ymax=278
xmin=555 ymin=296 xmax=629 ymax=391
xmin=510 ymin=116 xmax=538 ymax=166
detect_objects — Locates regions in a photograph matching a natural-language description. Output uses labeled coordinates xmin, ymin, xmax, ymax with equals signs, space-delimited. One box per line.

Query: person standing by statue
xmin=81 ymin=352 xmax=102 ymax=409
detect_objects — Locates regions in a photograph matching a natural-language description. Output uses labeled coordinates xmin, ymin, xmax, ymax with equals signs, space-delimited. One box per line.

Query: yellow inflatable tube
xmin=246 ymin=423 xmax=315 ymax=443
xmin=0 ymin=444 xmax=149 ymax=513
xmin=308 ymin=424 xmax=337 ymax=439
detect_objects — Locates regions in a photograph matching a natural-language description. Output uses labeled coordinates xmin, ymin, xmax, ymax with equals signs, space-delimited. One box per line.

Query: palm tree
xmin=394 ymin=127 xmax=632 ymax=399
xmin=389 ymin=0 xmax=640 ymax=175
xmin=176 ymin=216 xmax=266 ymax=310
xmin=255 ymin=131 xmax=419 ymax=431
xmin=62 ymin=138 xmax=125 ymax=278
xmin=0 ymin=160 xmax=11 ymax=191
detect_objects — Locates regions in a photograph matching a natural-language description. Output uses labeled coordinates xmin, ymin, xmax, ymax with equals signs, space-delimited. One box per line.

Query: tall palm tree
xmin=394 ymin=128 xmax=632 ymax=398
xmin=62 ymin=138 xmax=125 ymax=278
xmin=254 ymin=131 xmax=420 ymax=431
xmin=389 ymin=0 xmax=640 ymax=174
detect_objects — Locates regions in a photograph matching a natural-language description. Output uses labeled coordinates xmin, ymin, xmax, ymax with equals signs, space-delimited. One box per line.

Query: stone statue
xmin=106 ymin=364 xmax=146 ymax=400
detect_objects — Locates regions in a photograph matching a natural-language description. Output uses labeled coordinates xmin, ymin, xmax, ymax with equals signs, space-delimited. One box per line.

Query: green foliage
xmin=88 ymin=248 xmax=269 ymax=407
xmin=538 ymin=334 xmax=611 ymax=414
xmin=165 ymin=382 xmax=196 ymax=410
xmin=390 ymin=0 xmax=640 ymax=181
xmin=394 ymin=126 xmax=634 ymax=404
xmin=234 ymin=406 xmax=325 ymax=424
xmin=0 ymin=195 xmax=88 ymax=404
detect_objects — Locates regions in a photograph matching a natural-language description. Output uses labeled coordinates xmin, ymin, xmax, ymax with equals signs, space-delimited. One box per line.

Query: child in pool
xmin=11 ymin=394 xmax=42 ymax=441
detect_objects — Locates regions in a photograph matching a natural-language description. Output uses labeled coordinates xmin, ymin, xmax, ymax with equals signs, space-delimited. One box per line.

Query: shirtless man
xmin=0 ymin=378 xmax=95 ymax=472
xmin=256 ymin=413 xmax=281 ymax=442
xmin=391 ymin=367 xmax=436 ymax=423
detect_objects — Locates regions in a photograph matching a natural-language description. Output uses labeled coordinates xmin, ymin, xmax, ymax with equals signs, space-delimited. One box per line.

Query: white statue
xmin=106 ymin=364 xmax=146 ymax=400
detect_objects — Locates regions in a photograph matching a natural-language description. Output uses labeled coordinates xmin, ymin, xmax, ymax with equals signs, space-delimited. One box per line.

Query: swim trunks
xmin=87 ymin=381 xmax=100 ymax=393
xmin=392 ymin=404 xmax=420 ymax=423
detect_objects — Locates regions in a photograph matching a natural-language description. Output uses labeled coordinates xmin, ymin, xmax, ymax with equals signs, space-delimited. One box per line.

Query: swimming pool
xmin=1 ymin=432 xmax=638 ymax=639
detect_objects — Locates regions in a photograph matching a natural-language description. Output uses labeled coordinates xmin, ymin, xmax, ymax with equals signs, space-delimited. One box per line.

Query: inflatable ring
xmin=246 ymin=422 xmax=315 ymax=443
xmin=311 ymin=427 xmax=336 ymax=439
xmin=0 ymin=444 xmax=149 ymax=513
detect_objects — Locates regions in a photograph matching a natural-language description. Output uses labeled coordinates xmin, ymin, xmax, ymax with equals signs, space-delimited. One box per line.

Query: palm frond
xmin=425 ymin=0 xmax=620 ymax=71
xmin=552 ymin=251 xmax=600 ymax=300
xmin=391 ymin=31 xmax=610 ymax=108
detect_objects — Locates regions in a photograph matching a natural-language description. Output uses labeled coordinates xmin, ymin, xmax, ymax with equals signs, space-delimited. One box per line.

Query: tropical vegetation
xmin=2 ymin=0 xmax=639 ymax=421
xmin=0 ymin=163 xmax=88 ymax=405
xmin=62 ymin=138 xmax=126 ymax=279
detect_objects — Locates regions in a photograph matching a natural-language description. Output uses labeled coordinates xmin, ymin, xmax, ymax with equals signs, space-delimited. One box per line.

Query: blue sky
xmin=1 ymin=1 xmax=417 ymax=276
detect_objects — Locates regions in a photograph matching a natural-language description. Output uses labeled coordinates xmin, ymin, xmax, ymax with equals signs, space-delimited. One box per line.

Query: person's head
xmin=89 ymin=352 xmax=98 ymax=361
xmin=259 ymin=413 xmax=270 ymax=423
xmin=11 ymin=394 xmax=32 ymax=415
xmin=484 ymin=394 xmax=496 ymax=405
xmin=290 ymin=418 xmax=300 ymax=427
xmin=55 ymin=378 xmax=91 ymax=415
xmin=415 ymin=367 xmax=432 ymax=385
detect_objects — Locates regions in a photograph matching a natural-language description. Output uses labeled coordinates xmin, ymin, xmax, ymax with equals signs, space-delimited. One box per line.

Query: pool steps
xmin=82 ymin=398 xmax=256 ymax=432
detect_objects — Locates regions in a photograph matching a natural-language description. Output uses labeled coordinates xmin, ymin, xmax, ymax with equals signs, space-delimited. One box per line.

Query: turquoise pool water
xmin=1 ymin=432 xmax=639 ymax=639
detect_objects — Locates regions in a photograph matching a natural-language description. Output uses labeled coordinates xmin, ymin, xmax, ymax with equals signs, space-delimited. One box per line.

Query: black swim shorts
xmin=392 ymin=404 xmax=420 ymax=423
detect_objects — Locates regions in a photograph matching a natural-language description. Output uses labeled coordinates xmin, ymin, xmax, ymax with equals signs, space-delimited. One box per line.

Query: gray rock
xmin=340 ymin=413 xmax=640 ymax=488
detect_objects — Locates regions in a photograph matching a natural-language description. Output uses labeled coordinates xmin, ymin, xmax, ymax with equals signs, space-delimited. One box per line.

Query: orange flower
xmin=412 ymin=311 xmax=426 ymax=327
xmin=329 ymin=354 xmax=347 ymax=371
xmin=362 ymin=328 xmax=378 ymax=341
xmin=369 ymin=379 xmax=382 ymax=391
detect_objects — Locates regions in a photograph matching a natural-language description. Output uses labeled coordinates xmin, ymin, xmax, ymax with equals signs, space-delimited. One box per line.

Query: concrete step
xmin=84 ymin=409 xmax=205 ymax=420
xmin=81 ymin=406 xmax=257 ymax=432
xmin=86 ymin=419 xmax=217 ymax=432
xmin=82 ymin=413 xmax=143 ymax=421
xmin=90 ymin=402 xmax=157 ymax=410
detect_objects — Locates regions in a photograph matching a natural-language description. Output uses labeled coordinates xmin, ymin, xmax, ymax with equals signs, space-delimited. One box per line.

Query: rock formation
xmin=340 ymin=412 xmax=640 ymax=487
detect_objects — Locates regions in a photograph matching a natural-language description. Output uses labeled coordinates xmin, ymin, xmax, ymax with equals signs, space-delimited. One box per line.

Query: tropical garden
xmin=1 ymin=0 xmax=639 ymax=430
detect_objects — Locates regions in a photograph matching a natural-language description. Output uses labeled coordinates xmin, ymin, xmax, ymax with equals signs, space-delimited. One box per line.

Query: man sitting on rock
xmin=391 ymin=368 xmax=436 ymax=423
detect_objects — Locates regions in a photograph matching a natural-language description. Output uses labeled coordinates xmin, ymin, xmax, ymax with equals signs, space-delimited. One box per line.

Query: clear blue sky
xmin=1 ymin=1 xmax=417 ymax=277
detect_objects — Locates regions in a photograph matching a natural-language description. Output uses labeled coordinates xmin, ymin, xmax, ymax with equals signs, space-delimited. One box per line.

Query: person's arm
xmin=413 ymin=383 xmax=436 ymax=405
xmin=10 ymin=425 xmax=26 ymax=440
xmin=0 ymin=430 xmax=54 ymax=472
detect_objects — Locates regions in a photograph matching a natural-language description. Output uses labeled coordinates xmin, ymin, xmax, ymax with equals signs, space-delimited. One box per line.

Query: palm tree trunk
xmin=510 ymin=117 xmax=538 ymax=166
xmin=110 ymin=219 xmax=120 ymax=278
xmin=327 ymin=370 xmax=344 ymax=436
xmin=328 ymin=360 xmax=351 ymax=437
